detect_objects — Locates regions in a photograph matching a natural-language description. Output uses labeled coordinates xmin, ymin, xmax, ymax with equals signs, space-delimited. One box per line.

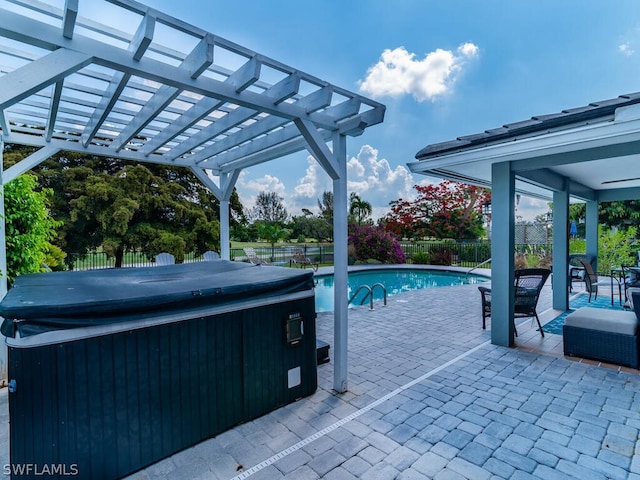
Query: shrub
xmin=514 ymin=253 xmax=528 ymax=270
xmin=5 ymin=174 xmax=62 ymax=284
xmin=598 ymin=225 xmax=636 ymax=273
xmin=430 ymin=248 xmax=452 ymax=266
xmin=348 ymin=224 xmax=406 ymax=264
xmin=410 ymin=251 xmax=430 ymax=264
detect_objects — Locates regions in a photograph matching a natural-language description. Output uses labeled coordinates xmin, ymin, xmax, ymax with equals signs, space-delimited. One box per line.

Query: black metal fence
xmin=67 ymin=251 xmax=200 ymax=270
xmin=67 ymin=242 xmax=551 ymax=271
xmin=229 ymin=245 xmax=334 ymax=265
xmin=67 ymin=245 xmax=335 ymax=270
xmin=400 ymin=242 xmax=491 ymax=267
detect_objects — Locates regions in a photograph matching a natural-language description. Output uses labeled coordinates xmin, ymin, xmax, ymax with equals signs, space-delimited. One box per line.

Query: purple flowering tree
xmin=348 ymin=224 xmax=406 ymax=264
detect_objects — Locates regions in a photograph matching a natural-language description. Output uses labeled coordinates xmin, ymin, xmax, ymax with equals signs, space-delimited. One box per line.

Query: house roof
xmin=409 ymin=92 xmax=640 ymax=202
xmin=415 ymin=93 xmax=640 ymax=160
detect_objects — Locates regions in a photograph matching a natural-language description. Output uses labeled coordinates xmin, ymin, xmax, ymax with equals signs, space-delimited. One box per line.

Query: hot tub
xmin=1 ymin=261 xmax=317 ymax=480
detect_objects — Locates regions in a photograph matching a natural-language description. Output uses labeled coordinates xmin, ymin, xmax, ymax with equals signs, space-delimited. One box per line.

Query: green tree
xmin=288 ymin=214 xmax=332 ymax=242
xmin=569 ymin=200 xmax=640 ymax=230
xmin=17 ymin=149 xmax=245 ymax=267
xmin=348 ymin=192 xmax=373 ymax=225
xmin=251 ymin=191 xmax=288 ymax=224
xmin=4 ymin=174 xmax=62 ymax=284
xmin=317 ymin=191 xmax=334 ymax=224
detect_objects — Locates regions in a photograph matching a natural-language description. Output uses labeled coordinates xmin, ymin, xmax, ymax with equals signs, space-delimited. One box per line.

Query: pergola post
xmin=552 ymin=187 xmax=569 ymax=311
xmin=0 ymin=1 xmax=385 ymax=388
xmin=218 ymin=171 xmax=240 ymax=261
xmin=490 ymin=161 xmax=515 ymax=347
xmin=190 ymin=168 xmax=239 ymax=261
xmin=0 ymin=140 xmax=6 ymax=299
xmin=332 ymin=133 xmax=349 ymax=393
xmin=0 ymin=141 xmax=7 ymax=378
xmin=220 ymin=199 xmax=230 ymax=260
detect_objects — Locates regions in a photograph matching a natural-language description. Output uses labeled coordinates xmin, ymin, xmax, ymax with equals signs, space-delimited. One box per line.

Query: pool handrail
xmin=467 ymin=258 xmax=491 ymax=279
xmin=348 ymin=283 xmax=387 ymax=310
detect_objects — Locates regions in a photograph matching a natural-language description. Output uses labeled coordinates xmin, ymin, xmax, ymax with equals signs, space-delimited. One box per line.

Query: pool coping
xmin=314 ymin=263 xmax=491 ymax=280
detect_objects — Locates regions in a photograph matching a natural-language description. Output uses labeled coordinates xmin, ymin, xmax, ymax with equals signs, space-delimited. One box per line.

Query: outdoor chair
xmin=580 ymin=259 xmax=612 ymax=302
xmin=621 ymin=264 xmax=640 ymax=307
xmin=290 ymin=248 xmax=318 ymax=271
xmin=478 ymin=268 xmax=551 ymax=337
xmin=568 ymin=254 xmax=594 ymax=292
xmin=243 ymin=247 xmax=272 ymax=266
xmin=203 ymin=251 xmax=220 ymax=261
xmin=155 ymin=252 xmax=175 ymax=266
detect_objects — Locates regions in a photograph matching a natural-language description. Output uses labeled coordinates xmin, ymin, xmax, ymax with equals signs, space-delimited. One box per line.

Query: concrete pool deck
xmin=1 ymin=269 xmax=640 ymax=479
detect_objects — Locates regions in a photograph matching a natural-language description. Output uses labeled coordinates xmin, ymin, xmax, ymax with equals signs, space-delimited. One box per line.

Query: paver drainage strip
xmin=229 ymin=339 xmax=492 ymax=480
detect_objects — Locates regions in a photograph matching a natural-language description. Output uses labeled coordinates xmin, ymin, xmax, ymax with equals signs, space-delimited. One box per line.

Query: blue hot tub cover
xmin=0 ymin=261 xmax=314 ymax=337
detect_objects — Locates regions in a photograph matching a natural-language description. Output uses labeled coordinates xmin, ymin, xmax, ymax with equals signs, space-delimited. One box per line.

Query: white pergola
xmin=0 ymin=0 xmax=385 ymax=391
xmin=409 ymin=94 xmax=640 ymax=348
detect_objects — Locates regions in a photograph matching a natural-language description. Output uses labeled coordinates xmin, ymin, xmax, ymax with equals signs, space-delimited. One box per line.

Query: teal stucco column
xmin=490 ymin=161 xmax=515 ymax=347
xmin=552 ymin=188 xmax=569 ymax=311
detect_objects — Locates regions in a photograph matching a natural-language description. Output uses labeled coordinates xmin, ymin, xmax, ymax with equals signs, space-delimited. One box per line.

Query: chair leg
xmin=534 ymin=313 xmax=544 ymax=337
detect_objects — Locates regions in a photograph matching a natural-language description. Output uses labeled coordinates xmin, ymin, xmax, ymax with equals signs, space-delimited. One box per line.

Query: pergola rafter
xmin=0 ymin=0 xmax=385 ymax=391
xmin=0 ymin=2 xmax=383 ymax=167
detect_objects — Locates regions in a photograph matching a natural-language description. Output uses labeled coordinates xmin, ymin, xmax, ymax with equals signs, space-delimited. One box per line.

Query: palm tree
xmin=349 ymin=193 xmax=373 ymax=225
xmin=257 ymin=222 xmax=290 ymax=261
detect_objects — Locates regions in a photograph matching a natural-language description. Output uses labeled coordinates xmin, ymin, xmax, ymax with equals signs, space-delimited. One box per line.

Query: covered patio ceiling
xmin=0 ymin=0 xmax=386 ymax=393
xmin=408 ymin=93 xmax=640 ymax=204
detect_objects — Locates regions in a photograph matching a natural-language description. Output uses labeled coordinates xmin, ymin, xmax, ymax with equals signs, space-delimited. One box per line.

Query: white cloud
xmin=358 ymin=42 xmax=479 ymax=102
xmin=619 ymin=42 xmax=635 ymax=56
xmin=291 ymin=158 xmax=332 ymax=203
xmin=236 ymin=171 xmax=289 ymax=212
xmin=235 ymin=145 xmax=418 ymax=220
xmin=287 ymin=145 xmax=415 ymax=219
xmin=516 ymin=196 xmax=550 ymax=222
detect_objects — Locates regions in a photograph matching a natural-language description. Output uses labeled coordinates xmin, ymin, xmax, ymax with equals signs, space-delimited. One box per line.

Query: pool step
xmin=317 ymin=339 xmax=330 ymax=364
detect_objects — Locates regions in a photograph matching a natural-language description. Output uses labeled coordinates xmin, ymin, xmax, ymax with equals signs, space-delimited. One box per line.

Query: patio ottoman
xmin=562 ymin=306 xmax=639 ymax=368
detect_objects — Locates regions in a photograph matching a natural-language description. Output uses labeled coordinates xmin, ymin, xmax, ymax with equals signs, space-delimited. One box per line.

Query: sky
xmin=98 ymin=1 xmax=640 ymax=221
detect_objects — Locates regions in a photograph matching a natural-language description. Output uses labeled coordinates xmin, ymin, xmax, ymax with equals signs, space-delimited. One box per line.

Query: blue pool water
xmin=314 ymin=268 xmax=489 ymax=312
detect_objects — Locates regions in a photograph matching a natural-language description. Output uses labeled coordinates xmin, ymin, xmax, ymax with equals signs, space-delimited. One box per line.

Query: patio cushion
xmin=564 ymin=307 xmax=638 ymax=336
xmin=628 ymin=287 xmax=640 ymax=309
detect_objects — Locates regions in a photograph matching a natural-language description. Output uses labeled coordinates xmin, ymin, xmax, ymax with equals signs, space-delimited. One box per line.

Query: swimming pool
xmin=314 ymin=268 xmax=489 ymax=312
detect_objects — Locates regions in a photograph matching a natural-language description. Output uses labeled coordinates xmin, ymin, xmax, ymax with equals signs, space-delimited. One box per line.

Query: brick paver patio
xmin=1 ymin=270 xmax=639 ymax=479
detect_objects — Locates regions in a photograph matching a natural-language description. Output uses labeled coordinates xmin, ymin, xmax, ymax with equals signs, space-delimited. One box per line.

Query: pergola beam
xmin=141 ymin=56 xmax=272 ymax=157
xmin=296 ymin=118 xmax=340 ymax=180
xmin=112 ymin=34 xmax=216 ymax=152
xmin=81 ymin=12 xmax=155 ymax=147
xmin=45 ymin=81 xmax=64 ymax=142
xmin=180 ymin=86 xmax=332 ymax=164
xmin=213 ymin=137 xmax=309 ymax=175
xmin=0 ymin=48 xmax=92 ymax=111
xmin=0 ymin=10 xmax=357 ymax=131
xmin=62 ymin=0 xmax=79 ymax=39
xmin=4 ymin=146 xmax=61 ymax=183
